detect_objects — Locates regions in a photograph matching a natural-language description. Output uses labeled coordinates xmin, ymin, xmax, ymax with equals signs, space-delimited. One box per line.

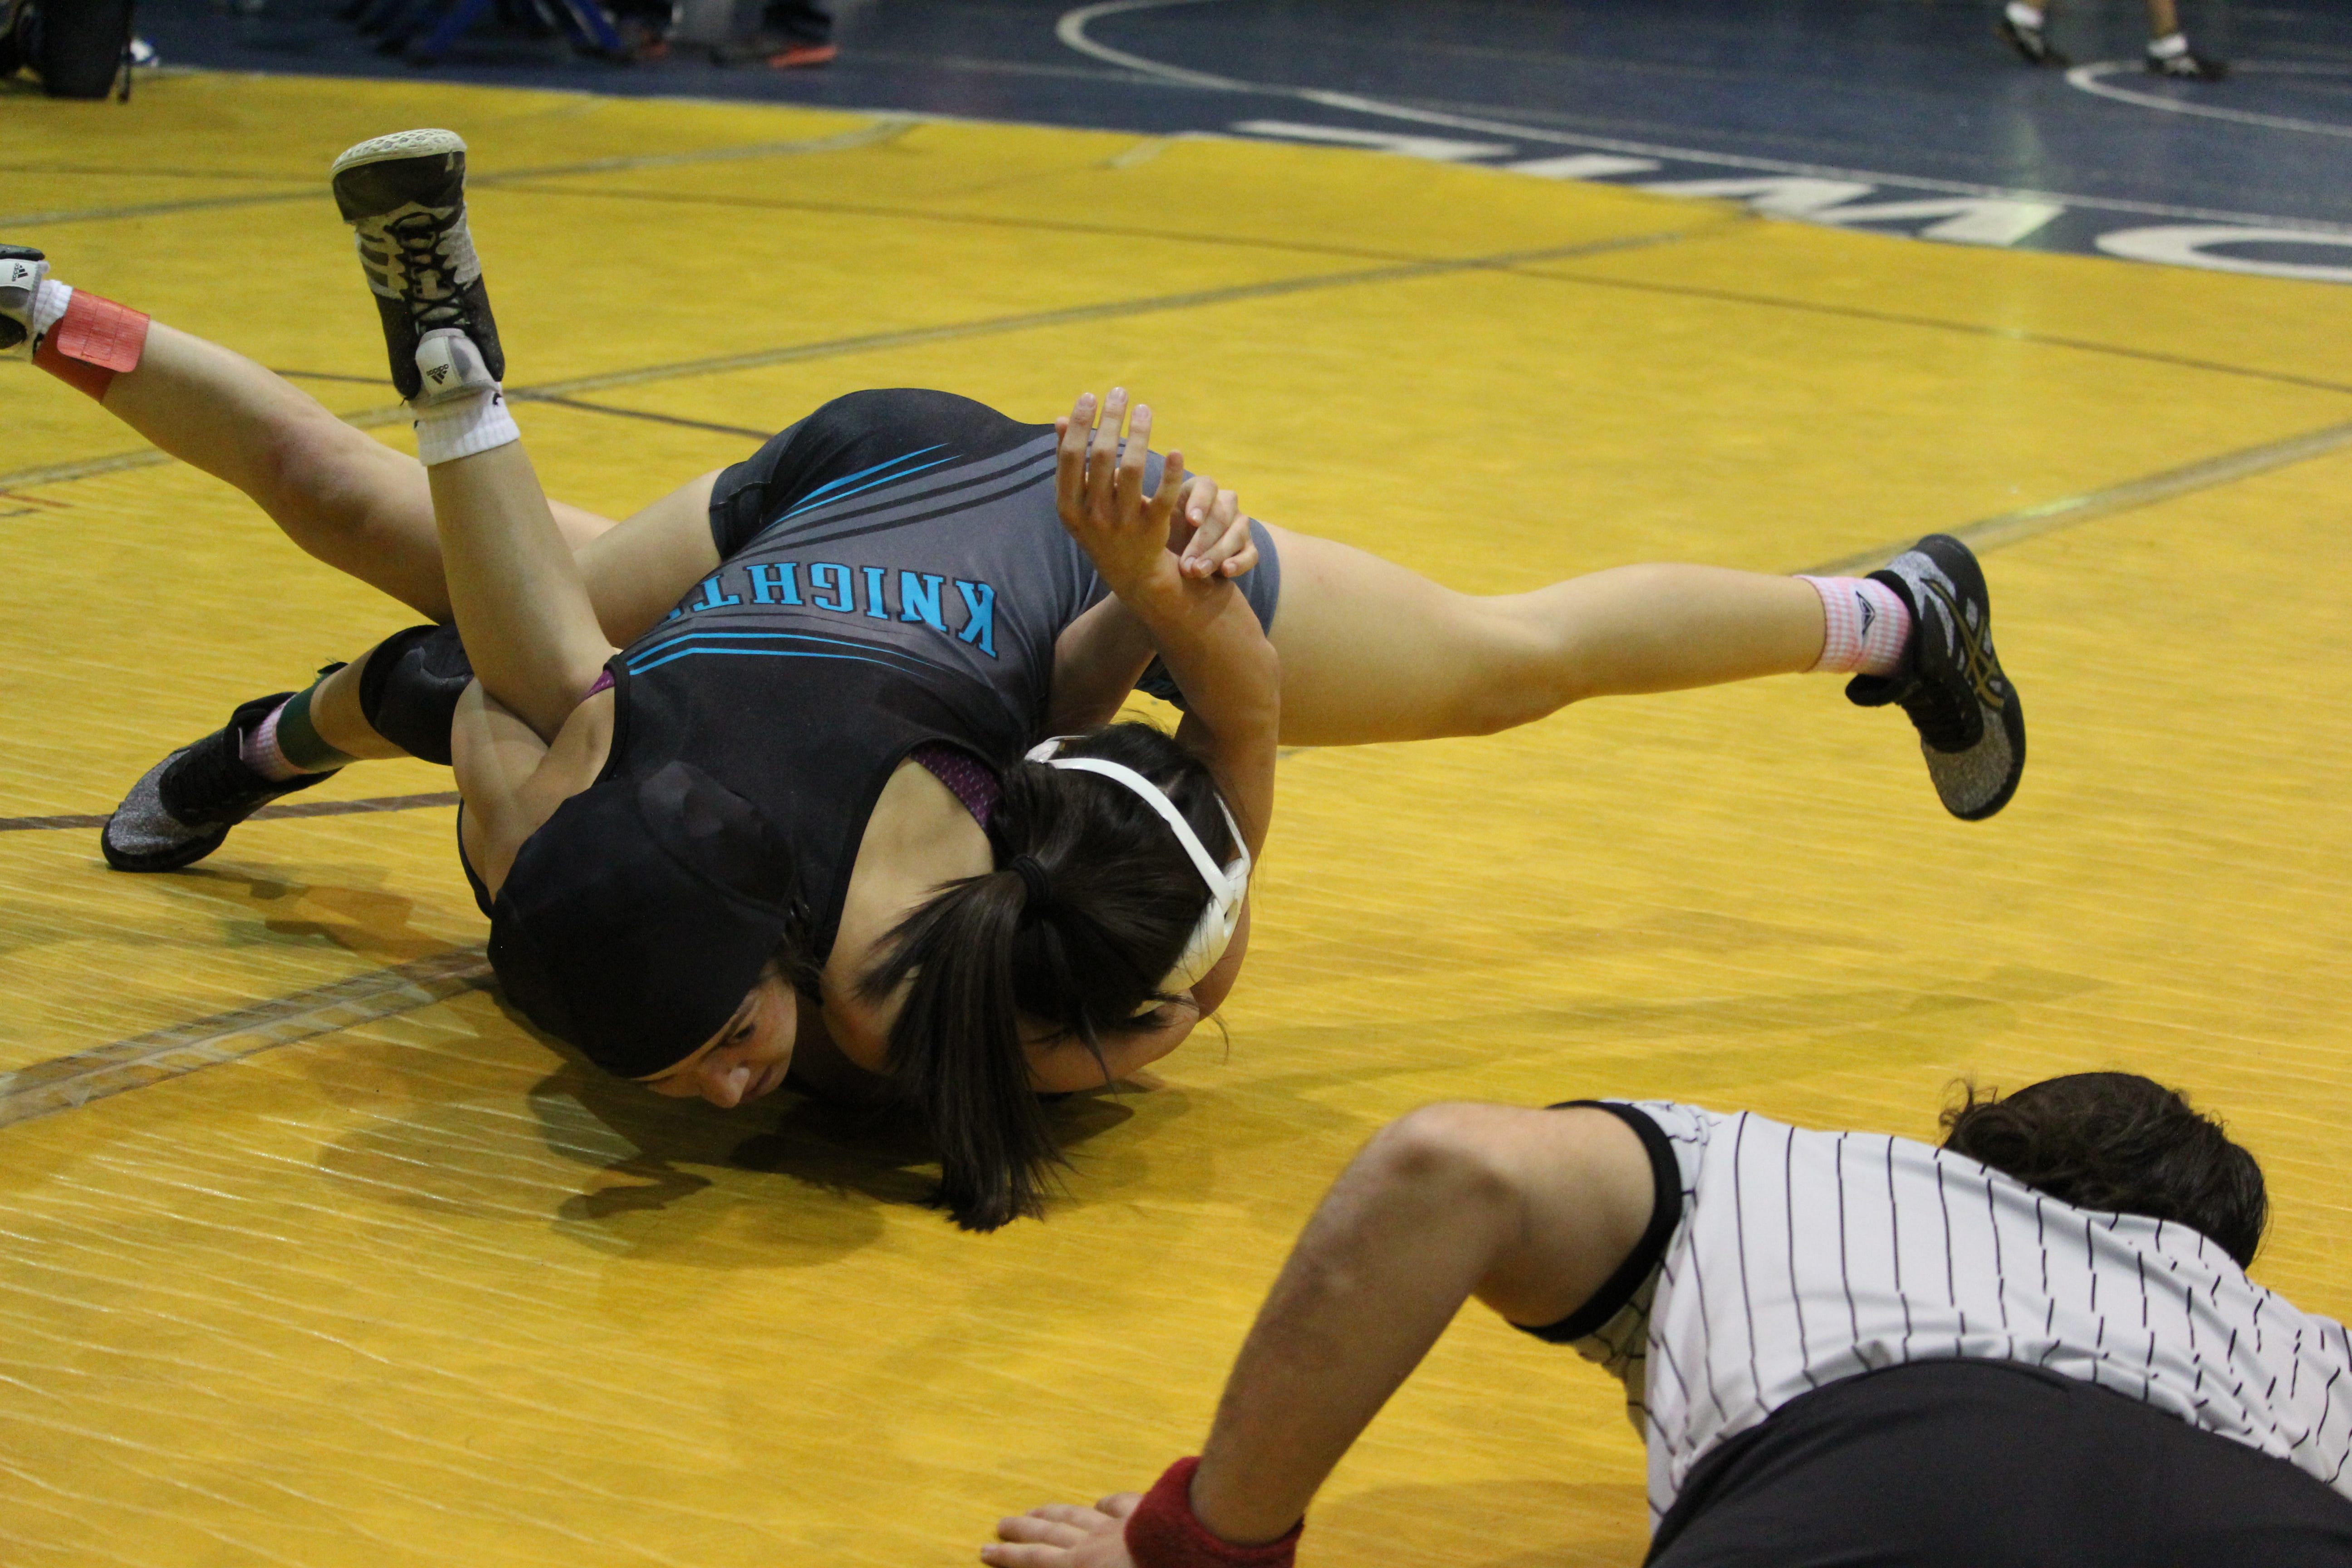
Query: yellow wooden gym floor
xmin=5 ymin=72 xmax=2352 ymax=1567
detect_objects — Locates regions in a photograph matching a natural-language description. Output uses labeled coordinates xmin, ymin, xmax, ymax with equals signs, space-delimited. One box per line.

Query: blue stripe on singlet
xmin=624 ymin=628 xmax=950 ymax=677
xmin=779 ymin=446 xmax=955 ymax=520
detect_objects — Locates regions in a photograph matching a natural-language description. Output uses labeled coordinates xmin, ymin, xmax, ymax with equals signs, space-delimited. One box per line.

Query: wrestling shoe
xmin=0 ymin=245 xmax=47 ymax=359
xmin=1996 ymin=14 xmax=2068 ymax=67
xmin=1845 ymin=535 xmax=2025 ymax=822
xmin=329 ymin=128 xmax=504 ymax=403
xmin=2148 ymin=44 xmax=2227 ymax=80
xmin=102 ymin=694 xmax=341 ymax=872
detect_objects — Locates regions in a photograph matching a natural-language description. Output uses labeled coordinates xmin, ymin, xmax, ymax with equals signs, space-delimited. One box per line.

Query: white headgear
xmin=1024 ymin=737 xmax=1253 ymax=1003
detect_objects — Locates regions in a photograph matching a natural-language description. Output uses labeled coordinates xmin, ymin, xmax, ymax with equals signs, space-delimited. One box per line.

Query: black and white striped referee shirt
xmin=1560 ymin=1102 xmax=2352 ymax=1528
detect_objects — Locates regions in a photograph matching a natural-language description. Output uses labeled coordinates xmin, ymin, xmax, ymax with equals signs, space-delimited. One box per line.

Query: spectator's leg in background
xmin=1997 ymin=0 xmax=2067 ymax=65
xmin=711 ymin=0 xmax=833 ymax=66
xmin=2145 ymin=0 xmax=2228 ymax=78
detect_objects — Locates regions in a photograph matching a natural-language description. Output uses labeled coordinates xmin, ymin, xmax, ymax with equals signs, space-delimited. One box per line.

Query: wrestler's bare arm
xmin=450 ymin=681 xmax=614 ymax=897
xmin=1053 ymin=392 xmax=1277 ymax=862
xmin=1045 ymin=477 xmax=1260 ymax=735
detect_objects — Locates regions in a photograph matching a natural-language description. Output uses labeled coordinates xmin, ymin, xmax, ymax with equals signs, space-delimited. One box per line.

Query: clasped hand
xmin=1055 ymin=388 xmax=1256 ymax=603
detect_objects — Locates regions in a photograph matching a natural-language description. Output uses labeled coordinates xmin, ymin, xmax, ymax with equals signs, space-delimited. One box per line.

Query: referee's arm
xmin=1189 ymin=1103 xmax=1658 ymax=1544
xmin=986 ymin=1103 xmax=1658 ymax=1566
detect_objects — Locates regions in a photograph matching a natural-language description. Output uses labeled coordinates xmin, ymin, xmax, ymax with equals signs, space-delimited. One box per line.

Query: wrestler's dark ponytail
xmin=862 ymin=723 xmax=1235 ymax=1232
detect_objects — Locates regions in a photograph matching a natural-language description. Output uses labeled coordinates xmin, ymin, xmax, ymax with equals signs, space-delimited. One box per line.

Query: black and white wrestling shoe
xmin=1846 ymin=535 xmax=2026 ymax=822
xmin=329 ymin=128 xmax=504 ymax=402
xmin=0 ymin=245 xmax=48 ymax=358
xmin=1995 ymin=11 xmax=2068 ymax=67
xmin=102 ymin=694 xmax=340 ymax=872
xmin=2146 ymin=41 xmax=2227 ymax=80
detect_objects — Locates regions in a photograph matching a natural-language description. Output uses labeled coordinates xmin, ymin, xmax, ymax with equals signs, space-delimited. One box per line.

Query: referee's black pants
xmin=1650 ymin=1361 xmax=2352 ymax=1568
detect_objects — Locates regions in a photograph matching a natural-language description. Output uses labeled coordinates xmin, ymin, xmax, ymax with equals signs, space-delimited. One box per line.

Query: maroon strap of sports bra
xmin=911 ymin=741 xmax=1001 ymax=830
xmin=585 ymin=669 xmax=615 ymax=699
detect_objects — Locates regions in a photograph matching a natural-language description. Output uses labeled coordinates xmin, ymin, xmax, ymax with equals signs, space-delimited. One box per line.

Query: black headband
xmin=487 ymin=760 xmax=797 ymax=1079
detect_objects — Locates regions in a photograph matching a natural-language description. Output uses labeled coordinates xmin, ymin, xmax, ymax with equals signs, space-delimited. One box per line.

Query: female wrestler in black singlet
xmin=11 ymin=131 xmax=2024 ymax=1230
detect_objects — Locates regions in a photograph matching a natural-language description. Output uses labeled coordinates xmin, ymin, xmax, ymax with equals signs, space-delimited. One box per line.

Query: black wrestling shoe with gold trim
xmin=330 ymin=128 xmax=504 ymax=402
xmin=1846 ymin=535 xmax=2026 ymax=822
xmin=102 ymin=694 xmax=340 ymax=872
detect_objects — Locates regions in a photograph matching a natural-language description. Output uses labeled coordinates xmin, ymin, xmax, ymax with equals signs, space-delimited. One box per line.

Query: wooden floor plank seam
xmin=0 ymin=949 xmax=492 ymax=1131
xmin=1800 ymin=418 xmax=2352 ymax=574
xmin=0 ymin=790 xmax=460 ymax=835
xmin=0 ymin=219 xmax=1729 ymax=493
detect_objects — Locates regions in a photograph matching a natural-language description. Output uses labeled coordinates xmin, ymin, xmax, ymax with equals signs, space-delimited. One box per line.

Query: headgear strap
xmin=1024 ymin=737 xmax=1252 ymax=1002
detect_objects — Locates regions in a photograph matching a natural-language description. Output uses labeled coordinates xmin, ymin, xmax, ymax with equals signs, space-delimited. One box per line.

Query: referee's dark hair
xmin=1942 ymin=1072 xmax=2269 ymax=1269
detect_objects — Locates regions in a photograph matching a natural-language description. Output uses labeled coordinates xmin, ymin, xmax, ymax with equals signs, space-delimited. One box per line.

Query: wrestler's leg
xmin=296 ymin=456 xmax=714 ymax=760
xmin=15 ymin=254 xmax=698 ymax=639
xmin=97 ymin=449 xmax=723 ymax=872
xmin=1266 ymin=525 xmax=1826 ymax=745
xmin=97 ymin=323 xmax=618 ymax=622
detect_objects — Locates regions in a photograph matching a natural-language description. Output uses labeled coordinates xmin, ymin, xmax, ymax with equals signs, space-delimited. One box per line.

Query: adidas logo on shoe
xmin=410 ymin=327 xmax=496 ymax=405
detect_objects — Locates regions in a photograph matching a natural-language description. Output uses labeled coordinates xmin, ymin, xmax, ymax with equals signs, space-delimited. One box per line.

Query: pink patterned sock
xmin=238 ymin=698 xmax=306 ymax=782
xmin=1799 ymin=576 xmax=1911 ymax=676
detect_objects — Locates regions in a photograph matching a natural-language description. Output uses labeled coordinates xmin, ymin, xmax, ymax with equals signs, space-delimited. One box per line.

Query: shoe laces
xmin=383 ymin=210 xmax=467 ymax=328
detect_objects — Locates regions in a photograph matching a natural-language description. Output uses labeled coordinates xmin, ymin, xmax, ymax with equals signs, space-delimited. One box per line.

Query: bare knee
xmin=252 ymin=408 xmax=415 ymax=546
xmin=242 ymin=415 xmax=448 ymax=618
xmin=1432 ymin=604 xmax=1592 ymax=735
xmin=1467 ymin=563 xmax=1705 ymax=723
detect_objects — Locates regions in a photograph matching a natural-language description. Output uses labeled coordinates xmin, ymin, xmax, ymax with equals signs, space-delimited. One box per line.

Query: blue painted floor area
xmin=139 ymin=0 xmax=2352 ymax=279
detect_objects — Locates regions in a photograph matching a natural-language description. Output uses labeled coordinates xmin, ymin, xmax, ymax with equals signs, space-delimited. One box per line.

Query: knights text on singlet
xmin=599 ymin=390 xmax=1119 ymax=957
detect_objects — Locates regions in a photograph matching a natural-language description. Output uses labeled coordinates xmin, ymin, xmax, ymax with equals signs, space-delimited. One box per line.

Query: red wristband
xmin=1124 ymin=1458 xmax=1302 ymax=1568
xmin=34 ymin=289 xmax=149 ymax=401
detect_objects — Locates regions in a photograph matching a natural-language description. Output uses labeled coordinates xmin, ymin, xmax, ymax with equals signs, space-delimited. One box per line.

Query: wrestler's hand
xmin=1171 ymin=475 xmax=1256 ymax=581
xmin=1056 ymin=388 xmax=1190 ymax=603
xmin=981 ymin=1494 xmax=1141 ymax=1568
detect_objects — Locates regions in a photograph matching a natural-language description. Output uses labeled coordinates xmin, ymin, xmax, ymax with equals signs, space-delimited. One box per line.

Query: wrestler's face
xmin=640 ymin=968 xmax=800 ymax=1108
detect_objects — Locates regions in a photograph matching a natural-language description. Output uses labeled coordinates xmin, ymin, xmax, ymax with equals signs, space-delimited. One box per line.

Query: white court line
xmin=2064 ymin=60 xmax=2352 ymax=139
xmin=1057 ymin=0 xmax=2352 ymax=237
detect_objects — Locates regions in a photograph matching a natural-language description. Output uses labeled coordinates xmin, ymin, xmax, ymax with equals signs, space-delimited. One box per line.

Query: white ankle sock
xmin=2006 ymin=2 xmax=2045 ymax=27
xmin=30 ymin=279 xmax=70 ymax=340
xmin=407 ymin=327 xmax=519 ymax=465
xmin=412 ymin=387 xmax=521 ymax=466
xmin=2148 ymin=31 xmax=2188 ymax=58
xmin=239 ymin=698 xmax=306 ymax=783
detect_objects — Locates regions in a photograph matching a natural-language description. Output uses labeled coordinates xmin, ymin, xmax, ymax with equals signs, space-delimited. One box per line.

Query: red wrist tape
xmin=1125 ymin=1458 xmax=1302 ymax=1568
xmin=34 ymin=289 xmax=150 ymax=401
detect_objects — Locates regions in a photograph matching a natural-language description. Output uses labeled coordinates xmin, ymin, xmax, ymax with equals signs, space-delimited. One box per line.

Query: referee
xmin=985 ymin=1074 xmax=2352 ymax=1567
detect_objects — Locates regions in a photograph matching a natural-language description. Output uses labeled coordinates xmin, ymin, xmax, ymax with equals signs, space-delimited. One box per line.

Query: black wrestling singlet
xmin=599 ymin=390 xmax=1114 ymax=958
